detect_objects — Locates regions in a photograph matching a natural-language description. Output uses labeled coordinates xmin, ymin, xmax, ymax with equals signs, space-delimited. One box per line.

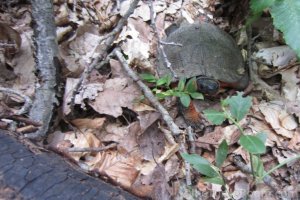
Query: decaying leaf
xmin=259 ymin=103 xmax=296 ymax=138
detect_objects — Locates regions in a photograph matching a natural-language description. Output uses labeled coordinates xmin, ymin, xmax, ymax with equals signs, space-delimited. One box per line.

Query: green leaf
xmin=181 ymin=153 xmax=219 ymax=178
xmin=155 ymin=90 xmax=173 ymax=99
xmin=185 ymin=77 xmax=197 ymax=93
xmin=250 ymin=0 xmax=275 ymax=14
xmin=226 ymin=92 xmax=252 ymax=122
xmin=190 ymin=92 xmax=204 ymax=100
xmin=140 ymin=73 xmax=157 ymax=83
xmin=216 ymin=140 xmax=229 ymax=168
xmin=165 ymin=74 xmax=172 ymax=87
xmin=256 ymin=132 xmax=267 ymax=144
xmin=180 ymin=93 xmax=191 ymax=107
xmin=172 ymin=91 xmax=185 ymax=97
xmin=177 ymin=78 xmax=186 ymax=92
xmin=203 ymin=176 xmax=224 ymax=185
xmin=156 ymin=75 xmax=168 ymax=86
xmin=203 ymin=109 xmax=226 ymax=125
xmin=270 ymin=0 xmax=300 ymax=58
xmin=239 ymin=135 xmax=266 ymax=154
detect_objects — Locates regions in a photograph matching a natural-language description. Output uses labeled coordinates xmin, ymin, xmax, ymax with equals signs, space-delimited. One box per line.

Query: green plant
xmin=181 ymin=92 xmax=300 ymax=185
xmin=249 ymin=0 xmax=300 ymax=58
xmin=140 ymin=73 xmax=203 ymax=107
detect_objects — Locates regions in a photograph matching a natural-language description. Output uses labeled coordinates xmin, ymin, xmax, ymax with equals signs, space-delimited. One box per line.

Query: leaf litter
xmin=0 ymin=0 xmax=299 ymax=199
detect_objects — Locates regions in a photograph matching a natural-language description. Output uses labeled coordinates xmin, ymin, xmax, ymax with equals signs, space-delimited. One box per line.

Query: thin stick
xmin=67 ymin=143 xmax=117 ymax=152
xmin=187 ymin=126 xmax=196 ymax=154
xmin=148 ymin=0 xmax=178 ymax=78
xmin=180 ymin=142 xmax=192 ymax=186
xmin=232 ymin=155 xmax=280 ymax=191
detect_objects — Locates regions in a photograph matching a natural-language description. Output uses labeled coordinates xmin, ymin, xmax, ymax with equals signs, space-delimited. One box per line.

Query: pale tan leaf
xmin=91 ymin=151 xmax=141 ymax=188
xmin=259 ymin=103 xmax=294 ymax=138
xmin=71 ymin=118 xmax=106 ymax=130
xmin=88 ymin=78 xmax=141 ymax=117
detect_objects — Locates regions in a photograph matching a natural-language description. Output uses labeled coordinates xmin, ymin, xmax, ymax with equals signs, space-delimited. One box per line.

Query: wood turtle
xmin=158 ymin=22 xmax=249 ymax=127
xmin=158 ymin=22 xmax=249 ymax=95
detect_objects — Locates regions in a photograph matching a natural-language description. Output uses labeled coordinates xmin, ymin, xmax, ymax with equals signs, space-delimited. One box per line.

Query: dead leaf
xmin=88 ymin=78 xmax=141 ymax=118
xmin=71 ymin=117 xmax=106 ymax=130
xmin=104 ymin=122 xmax=141 ymax=157
xmin=248 ymin=117 xmax=283 ymax=147
xmin=280 ymin=66 xmax=300 ymax=101
xmin=91 ymin=151 xmax=141 ymax=188
xmin=138 ymin=123 xmax=165 ymax=161
xmin=288 ymin=129 xmax=300 ymax=151
xmin=259 ymin=103 xmax=295 ymax=138
xmin=49 ymin=130 xmax=101 ymax=161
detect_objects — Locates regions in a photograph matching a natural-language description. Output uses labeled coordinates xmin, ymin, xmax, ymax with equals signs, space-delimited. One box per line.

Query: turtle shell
xmin=158 ymin=23 xmax=248 ymax=89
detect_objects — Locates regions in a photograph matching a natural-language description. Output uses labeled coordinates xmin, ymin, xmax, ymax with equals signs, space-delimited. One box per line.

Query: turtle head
xmin=196 ymin=77 xmax=219 ymax=95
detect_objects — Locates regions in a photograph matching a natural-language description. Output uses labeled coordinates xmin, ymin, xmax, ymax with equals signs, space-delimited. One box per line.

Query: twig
xmin=148 ymin=0 xmax=178 ymax=78
xmin=180 ymin=142 xmax=192 ymax=186
xmin=187 ymin=126 xmax=196 ymax=154
xmin=114 ymin=48 xmax=181 ymax=136
xmin=69 ymin=0 xmax=140 ymax=113
xmin=67 ymin=143 xmax=117 ymax=152
xmin=0 ymin=115 xmax=42 ymax=126
xmin=158 ymin=123 xmax=177 ymax=145
xmin=0 ymin=87 xmax=32 ymax=115
xmin=232 ymin=155 xmax=280 ymax=191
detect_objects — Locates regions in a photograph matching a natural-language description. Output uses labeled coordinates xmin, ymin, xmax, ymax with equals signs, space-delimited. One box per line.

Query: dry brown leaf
xmin=280 ymin=66 xmax=300 ymax=101
xmin=91 ymin=151 xmax=141 ymax=188
xmin=49 ymin=130 xmax=101 ymax=161
xmin=248 ymin=117 xmax=283 ymax=147
xmin=138 ymin=123 xmax=165 ymax=161
xmin=103 ymin=122 xmax=141 ymax=157
xmin=63 ymin=78 xmax=104 ymax=115
xmin=272 ymin=148 xmax=298 ymax=166
xmin=288 ymin=129 xmax=300 ymax=151
xmin=233 ymin=147 xmax=250 ymax=163
xmin=164 ymin=155 xmax=180 ymax=181
xmin=88 ymin=78 xmax=141 ymax=118
xmin=138 ymin=112 xmax=161 ymax=132
xmin=249 ymin=184 xmax=277 ymax=200
xmin=11 ymin=32 xmax=35 ymax=96
xmin=71 ymin=117 xmax=106 ymax=130
xmin=259 ymin=103 xmax=295 ymax=138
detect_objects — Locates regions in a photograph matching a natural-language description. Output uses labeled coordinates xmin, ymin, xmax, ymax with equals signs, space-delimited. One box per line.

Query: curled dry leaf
xmin=280 ymin=66 xmax=300 ymax=101
xmin=88 ymin=151 xmax=141 ymax=189
xmin=71 ymin=117 xmax=106 ymax=130
xmin=88 ymin=78 xmax=141 ymax=118
xmin=288 ymin=129 xmax=300 ymax=151
xmin=63 ymin=78 xmax=104 ymax=115
xmin=49 ymin=130 xmax=101 ymax=161
xmin=259 ymin=103 xmax=296 ymax=138
xmin=10 ymin=32 xmax=35 ymax=96
xmin=248 ymin=117 xmax=282 ymax=147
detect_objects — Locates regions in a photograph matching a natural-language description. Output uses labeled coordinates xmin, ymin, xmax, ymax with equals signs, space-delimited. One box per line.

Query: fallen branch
xmin=25 ymin=0 xmax=59 ymax=139
xmin=114 ymin=48 xmax=181 ymax=136
xmin=0 ymin=87 xmax=32 ymax=115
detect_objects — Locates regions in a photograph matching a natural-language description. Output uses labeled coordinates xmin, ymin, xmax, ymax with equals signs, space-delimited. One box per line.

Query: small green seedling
xmin=182 ymin=92 xmax=300 ymax=186
xmin=140 ymin=73 xmax=203 ymax=107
